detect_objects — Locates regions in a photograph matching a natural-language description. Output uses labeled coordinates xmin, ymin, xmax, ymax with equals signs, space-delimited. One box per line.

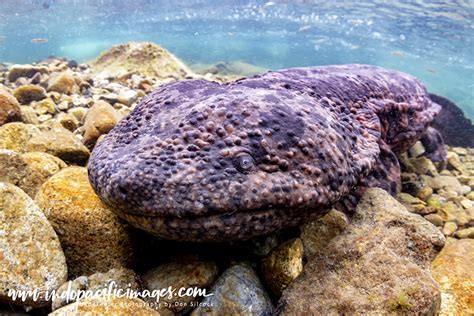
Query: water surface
xmin=1 ymin=0 xmax=473 ymax=117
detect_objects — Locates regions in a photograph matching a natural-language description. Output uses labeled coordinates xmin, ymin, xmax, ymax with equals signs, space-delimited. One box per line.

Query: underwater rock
xmin=56 ymin=112 xmax=80 ymax=132
xmin=447 ymin=151 xmax=466 ymax=173
xmin=34 ymin=98 xmax=57 ymax=115
xmin=7 ymin=64 xmax=49 ymax=82
xmin=13 ymin=84 xmax=47 ymax=104
xmin=442 ymin=221 xmax=458 ymax=236
xmin=117 ymin=88 xmax=138 ymax=106
xmin=437 ymin=175 xmax=464 ymax=195
xmin=0 ymin=183 xmax=67 ymax=307
xmin=192 ymin=262 xmax=274 ymax=315
xmin=141 ymin=256 xmax=218 ymax=314
xmin=0 ymin=149 xmax=28 ymax=189
xmin=454 ymin=227 xmax=474 ymax=239
xmin=47 ymin=71 xmax=79 ymax=95
xmin=300 ymin=208 xmax=349 ymax=258
xmin=396 ymin=192 xmax=426 ymax=213
xmin=49 ymin=296 xmax=160 ymax=316
xmin=90 ymin=42 xmax=195 ymax=80
xmin=261 ymin=238 xmax=304 ymax=297
xmin=431 ymin=239 xmax=474 ymax=315
xmin=277 ymin=188 xmax=444 ymax=315
xmin=0 ymin=88 xmax=22 ymax=126
xmin=430 ymin=93 xmax=474 ymax=148
xmin=68 ymin=106 xmax=88 ymax=123
xmin=0 ymin=122 xmax=41 ymax=153
xmin=0 ymin=149 xmax=67 ymax=198
xmin=35 ymin=167 xmax=133 ymax=278
xmin=20 ymin=151 xmax=67 ymax=197
xmin=249 ymin=233 xmax=280 ymax=257
xmin=19 ymin=105 xmax=39 ymax=125
xmin=191 ymin=61 xmax=268 ymax=82
xmin=83 ymin=100 xmax=121 ymax=147
xmin=51 ymin=267 xmax=141 ymax=311
xmin=88 ymin=64 xmax=444 ymax=242
xmin=26 ymin=127 xmax=90 ymax=164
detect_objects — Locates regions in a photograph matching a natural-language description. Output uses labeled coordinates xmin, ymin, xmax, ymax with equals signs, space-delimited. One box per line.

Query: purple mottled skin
xmin=88 ymin=64 xmax=443 ymax=242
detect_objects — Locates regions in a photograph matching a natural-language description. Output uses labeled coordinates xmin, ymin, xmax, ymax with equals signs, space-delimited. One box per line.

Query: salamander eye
xmin=234 ymin=153 xmax=255 ymax=173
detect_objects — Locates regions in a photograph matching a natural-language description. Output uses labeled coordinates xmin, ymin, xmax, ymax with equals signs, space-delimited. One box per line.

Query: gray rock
xmin=141 ymin=256 xmax=218 ymax=314
xmin=7 ymin=64 xmax=49 ymax=82
xmin=192 ymin=262 xmax=274 ymax=316
xmin=117 ymin=89 xmax=138 ymax=106
xmin=438 ymin=175 xmax=464 ymax=195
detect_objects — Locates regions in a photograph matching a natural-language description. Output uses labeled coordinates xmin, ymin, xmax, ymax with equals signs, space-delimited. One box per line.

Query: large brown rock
xmin=20 ymin=152 xmax=68 ymax=197
xmin=83 ymin=100 xmax=121 ymax=147
xmin=0 ymin=122 xmax=41 ymax=153
xmin=431 ymin=239 xmax=474 ymax=315
xmin=35 ymin=167 xmax=133 ymax=278
xmin=0 ymin=89 xmax=22 ymax=126
xmin=91 ymin=42 xmax=195 ymax=80
xmin=26 ymin=127 xmax=90 ymax=164
xmin=278 ymin=188 xmax=445 ymax=315
xmin=0 ymin=150 xmax=66 ymax=198
xmin=0 ymin=183 xmax=67 ymax=307
xmin=47 ymin=71 xmax=79 ymax=95
xmin=13 ymin=84 xmax=47 ymax=104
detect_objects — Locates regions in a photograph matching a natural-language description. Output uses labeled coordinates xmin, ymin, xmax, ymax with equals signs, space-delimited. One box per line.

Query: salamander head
xmin=88 ymin=78 xmax=379 ymax=240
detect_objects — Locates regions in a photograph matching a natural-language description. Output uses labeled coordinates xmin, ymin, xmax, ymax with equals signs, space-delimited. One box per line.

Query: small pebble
xmin=455 ymin=227 xmax=474 ymax=239
xmin=424 ymin=213 xmax=444 ymax=227
xmin=442 ymin=222 xmax=457 ymax=236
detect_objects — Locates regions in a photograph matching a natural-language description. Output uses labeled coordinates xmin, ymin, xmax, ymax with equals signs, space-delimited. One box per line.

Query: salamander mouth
xmin=112 ymin=204 xmax=329 ymax=242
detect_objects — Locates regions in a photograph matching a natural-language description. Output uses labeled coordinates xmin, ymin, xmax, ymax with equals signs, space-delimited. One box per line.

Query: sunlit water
xmin=1 ymin=0 xmax=473 ymax=118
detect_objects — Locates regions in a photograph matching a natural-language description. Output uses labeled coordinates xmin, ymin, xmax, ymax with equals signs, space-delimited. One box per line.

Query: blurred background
xmin=0 ymin=0 xmax=473 ymax=117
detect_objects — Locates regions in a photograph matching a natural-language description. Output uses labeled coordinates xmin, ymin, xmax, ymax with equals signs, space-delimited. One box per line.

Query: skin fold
xmin=88 ymin=64 xmax=444 ymax=242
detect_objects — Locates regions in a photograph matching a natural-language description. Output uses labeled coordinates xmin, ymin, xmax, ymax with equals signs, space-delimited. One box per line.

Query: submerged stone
xmin=277 ymin=188 xmax=444 ymax=315
xmin=0 ymin=183 xmax=67 ymax=307
xmin=431 ymin=239 xmax=474 ymax=315
xmin=192 ymin=262 xmax=274 ymax=315
xmin=35 ymin=167 xmax=133 ymax=278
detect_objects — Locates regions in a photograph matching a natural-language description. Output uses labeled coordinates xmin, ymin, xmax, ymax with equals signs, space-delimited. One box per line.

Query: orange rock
xmin=432 ymin=239 xmax=474 ymax=315
xmin=0 ymin=183 xmax=67 ymax=307
xmin=35 ymin=167 xmax=133 ymax=278
xmin=83 ymin=100 xmax=121 ymax=147
xmin=0 ymin=89 xmax=22 ymax=126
